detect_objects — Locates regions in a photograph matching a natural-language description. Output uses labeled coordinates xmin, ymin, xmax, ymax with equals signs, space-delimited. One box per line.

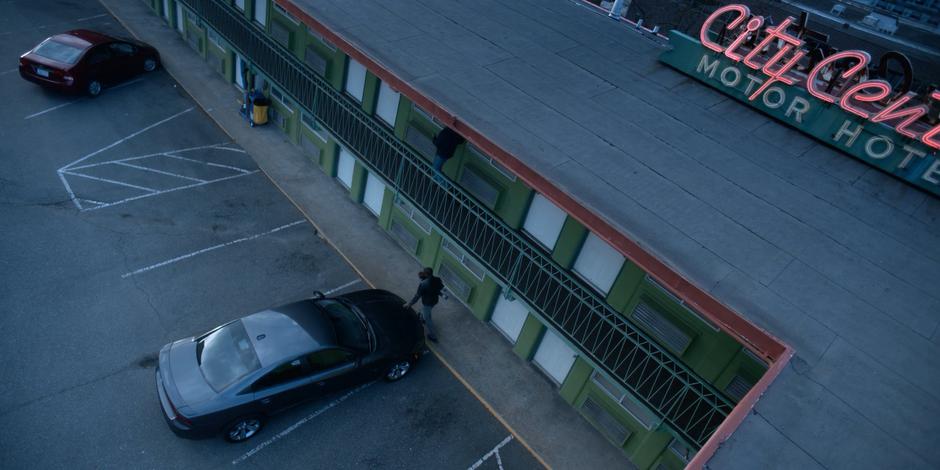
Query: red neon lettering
xmin=806 ymin=51 xmax=871 ymax=103
xmin=839 ymin=80 xmax=892 ymax=119
xmin=748 ymin=47 xmax=806 ymax=101
xmin=742 ymin=17 xmax=800 ymax=69
xmin=700 ymin=4 xmax=750 ymax=53
xmin=921 ymin=92 xmax=940 ymax=150
xmin=923 ymin=124 xmax=940 ymax=150
xmin=724 ymin=16 xmax=764 ymax=62
xmin=870 ymin=93 xmax=928 ymax=139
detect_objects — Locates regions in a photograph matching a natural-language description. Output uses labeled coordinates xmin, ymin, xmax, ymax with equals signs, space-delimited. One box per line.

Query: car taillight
xmin=165 ymin=388 xmax=192 ymax=426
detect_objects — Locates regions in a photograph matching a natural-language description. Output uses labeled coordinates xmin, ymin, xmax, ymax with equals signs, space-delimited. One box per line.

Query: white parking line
xmin=0 ymin=13 xmax=109 ymax=36
xmin=163 ymin=152 xmax=253 ymax=174
xmin=114 ymin=161 xmax=207 ymax=183
xmin=59 ymin=107 xmax=194 ymax=210
xmin=468 ymin=435 xmax=514 ymax=470
xmin=120 ymin=220 xmax=306 ymax=278
xmin=67 ymin=143 xmax=236 ymax=171
xmin=323 ymin=279 xmax=361 ymax=295
xmin=25 ymin=100 xmax=79 ymax=120
xmin=232 ymin=382 xmax=375 ymax=465
xmin=24 ymin=78 xmax=144 ymax=120
xmin=84 ymin=170 xmax=258 ymax=212
xmin=62 ymin=170 xmax=157 ymax=193
xmin=60 ymin=107 xmax=194 ymax=172
xmin=0 ymin=68 xmax=17 ymax=75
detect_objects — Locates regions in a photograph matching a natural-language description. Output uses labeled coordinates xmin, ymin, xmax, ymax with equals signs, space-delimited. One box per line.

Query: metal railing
xmin=176 ymin=0 xmax=734 ymax=447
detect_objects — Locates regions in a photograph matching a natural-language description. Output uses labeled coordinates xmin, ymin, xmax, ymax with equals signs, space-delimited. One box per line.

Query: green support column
xmin=362 ymin=73 xmax=379 ymax=114
xmin=605 ymin=262 xmax=645 ymax=311
xmin=512 ymin=314 xmax=544 ymax=360
xmin=559 ymin=357 xmax=592 ymax=405
xmin=349 ymin=162 xmax=367 ymax=202
xmin=552 ymin=217 xmax=588 ymax=268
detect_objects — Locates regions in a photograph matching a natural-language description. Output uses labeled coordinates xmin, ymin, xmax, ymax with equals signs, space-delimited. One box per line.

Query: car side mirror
xmin=311 ymin=291 xmax=325 ymax=300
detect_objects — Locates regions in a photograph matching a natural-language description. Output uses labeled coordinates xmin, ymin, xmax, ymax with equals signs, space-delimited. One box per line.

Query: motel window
xmin=272 ymin=2 xmax=299 ymax=24
xmin=301 ymin=112 xmax=329 ymax=142
xmin=344 ymin=58 xmax=367 ymax=102
xmin=490 ymin=292 xmax=529 ymax=343
xmin=532 ymin=328 xmax=577 ymax=385
xmin=441 ymin=239 xmax=485 ymax=280
xmin=522 ymin=193 xmax=567 ymax=250
xmin=207 ymin=28 xmax=224 ymax=49
xmin=270 ymin=86 xmax=291 ymax=110
xmin=591 ymin=372 xmax=658 ymax=429
xmin=631 ymin=302 xmax=692 ymax=354
xmin=375 ymin=81 xmax=401 ymax=128
xmin=573 ymin=232 xmax=624 ymax=295
xmin=336 ymin=147 xmax=356 ymax=189
xmin=468 ymin=145 xmax=516 ymax=182
xmin=724 ymin=375 xmax=754 ymax=402
xmin=363 ymin=172 xmax=386 ymax=217
xmin=253 ymin=0 xmax=267 ymax=26
xmin=305 ymin=25 xmax=336 ymax=51
xmin=669 ymin=438 xmax=692 ymax=463
xmin=394 ymin=196 xmax=432 ymax=233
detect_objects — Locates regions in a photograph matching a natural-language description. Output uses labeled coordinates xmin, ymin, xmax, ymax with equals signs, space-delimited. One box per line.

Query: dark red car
xmin=19 ymin=29 xmax=160 ymax=97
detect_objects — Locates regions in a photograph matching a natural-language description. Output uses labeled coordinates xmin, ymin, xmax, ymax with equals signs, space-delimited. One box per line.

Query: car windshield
xmin=197 ymin=320 xmax=261 ymax=392
xmin=33 ymin=39 xmax=85 ymax=64
xmin=318 ymin=300 xmax=370 ymax=351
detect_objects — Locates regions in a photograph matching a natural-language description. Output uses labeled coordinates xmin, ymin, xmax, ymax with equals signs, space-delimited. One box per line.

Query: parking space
xmin=0 ymin=1 xmax=540 ymax=469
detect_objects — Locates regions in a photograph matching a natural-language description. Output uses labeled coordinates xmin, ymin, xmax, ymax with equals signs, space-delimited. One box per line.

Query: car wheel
xmin=384 ymin=359 xmax=412 ymax=382
xmin=224 ymin=416 xmax=264 ymax=443
xmin=86 ymin=80 xmax=102 ymax=97
xmin=143 ymin=58 xmax=158 ymax=72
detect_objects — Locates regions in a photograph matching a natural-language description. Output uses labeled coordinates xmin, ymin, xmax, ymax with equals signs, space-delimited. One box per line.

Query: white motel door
xmin=533 ymin=328 xmax=577 ymax=385
xmin=490 ymin=294 xmax=528 ymax=342
xmin=363 ymin=173 xmax=386 ymax=216
xmin=522 ymin=193 xmax=567 ymax=250
xmin=573 ymin=232 xmax=625 ymax=294
xmin=175 ymin=4 xmax=184 ymax=34
xmin=336 ymin=147 xmax=356 ymax=189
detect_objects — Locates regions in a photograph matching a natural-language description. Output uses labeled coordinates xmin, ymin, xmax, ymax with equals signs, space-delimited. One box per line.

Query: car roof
xmin=52 ymin=29 xmax=115 ymax=48
xmin=240 ymin=300 xmax=337 ymax=368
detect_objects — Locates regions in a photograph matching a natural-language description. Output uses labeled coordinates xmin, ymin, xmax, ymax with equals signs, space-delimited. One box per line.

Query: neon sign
xmin=698 ymin=4 xmax=940 ymax=150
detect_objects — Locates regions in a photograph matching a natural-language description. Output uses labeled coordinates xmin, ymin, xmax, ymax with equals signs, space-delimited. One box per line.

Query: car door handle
xmin=260 ymin=398 xmax=272 ymax=404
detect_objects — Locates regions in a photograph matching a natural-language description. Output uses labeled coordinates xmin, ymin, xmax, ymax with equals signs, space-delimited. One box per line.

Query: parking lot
xmin=0 ymin=2 xmax=539 ymax=468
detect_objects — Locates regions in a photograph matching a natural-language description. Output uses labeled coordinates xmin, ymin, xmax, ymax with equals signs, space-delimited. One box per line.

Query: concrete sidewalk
xmin=100 ymin=1 xmax=631 ymax=469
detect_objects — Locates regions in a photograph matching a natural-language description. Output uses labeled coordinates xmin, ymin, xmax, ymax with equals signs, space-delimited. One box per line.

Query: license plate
xmin=36 ymin=68 xmax=49 ymax=78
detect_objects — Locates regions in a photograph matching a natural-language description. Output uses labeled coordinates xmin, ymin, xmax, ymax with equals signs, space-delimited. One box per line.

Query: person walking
xmin=404 ymin=267 xmax=445 ymax=343
xmin=431 ymin=126 xmax=465 ymax=183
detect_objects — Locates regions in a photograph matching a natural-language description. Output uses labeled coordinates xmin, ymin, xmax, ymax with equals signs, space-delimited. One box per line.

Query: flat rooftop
xmin=292 ymin=0 xmax=940 ymax=467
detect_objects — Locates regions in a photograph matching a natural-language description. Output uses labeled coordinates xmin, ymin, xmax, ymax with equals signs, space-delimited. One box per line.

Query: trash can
xmin=251 ymin=96 xmax=270 ymax=126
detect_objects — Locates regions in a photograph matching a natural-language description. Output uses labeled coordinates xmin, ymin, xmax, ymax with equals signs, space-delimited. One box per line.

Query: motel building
xmin=145 ymin=1 xmax=939 ymax=468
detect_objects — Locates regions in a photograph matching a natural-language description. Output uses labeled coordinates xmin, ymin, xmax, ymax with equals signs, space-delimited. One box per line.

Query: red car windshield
xmin=33 ymin=39 xmax=85 ymax=64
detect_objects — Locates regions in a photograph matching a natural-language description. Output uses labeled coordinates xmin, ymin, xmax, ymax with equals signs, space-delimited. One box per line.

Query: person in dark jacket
xmin=432 ymin=127 xmax=465 ymax=181
xmin=404 ymin=267 xmax=445 ymax=342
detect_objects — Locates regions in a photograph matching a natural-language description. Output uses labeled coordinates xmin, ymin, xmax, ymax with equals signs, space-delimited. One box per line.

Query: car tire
xmin=86 ymin=79 xmax=102 ymax=97
xmin=143 ymin=58 xmax=158 ymax=72
xmin=224 ymin=415 xmax=264 ymax=443
xmin=384 ymin=359 xmax=412 ymax=382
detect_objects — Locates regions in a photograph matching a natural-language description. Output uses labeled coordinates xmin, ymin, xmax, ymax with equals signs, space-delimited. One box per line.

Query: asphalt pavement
xmin=0 ymin=2 xmax=540 ymax=468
